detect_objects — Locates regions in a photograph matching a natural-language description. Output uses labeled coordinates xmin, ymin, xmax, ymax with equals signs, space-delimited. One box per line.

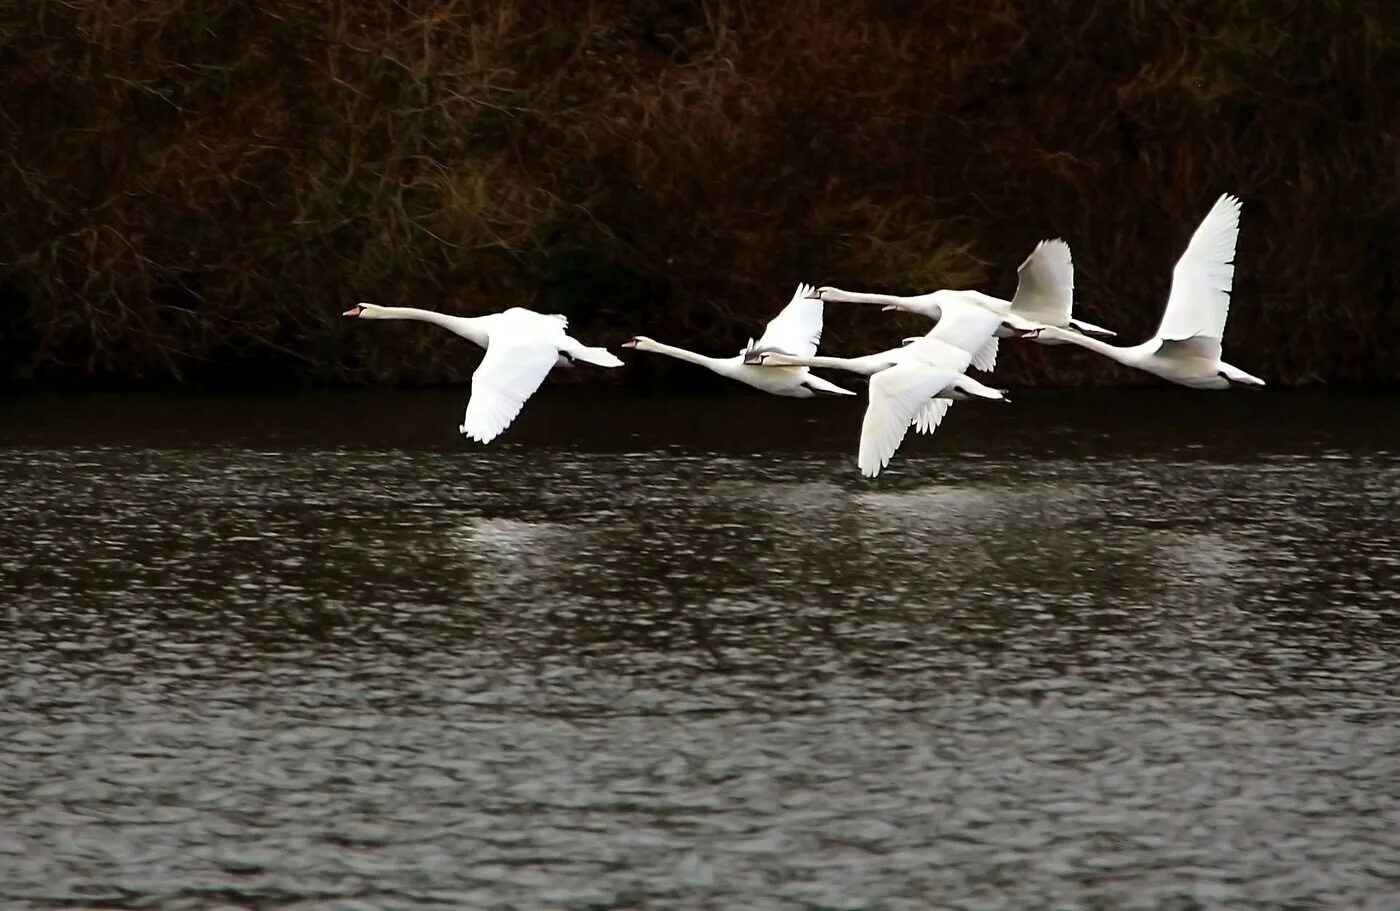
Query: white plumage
xmin=343 ymin=303 xmax=623 ymax=444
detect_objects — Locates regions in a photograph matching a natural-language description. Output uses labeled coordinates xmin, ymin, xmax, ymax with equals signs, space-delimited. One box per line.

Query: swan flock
xmin=345 ymin=194 xmax=1262 ymax=477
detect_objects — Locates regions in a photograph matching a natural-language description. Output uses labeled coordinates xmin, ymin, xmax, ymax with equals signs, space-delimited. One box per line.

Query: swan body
xmin=342 ymin=303 xmax=623 ymax=443
xmin=1032 ymin=194 xmax=1264 ymax=389
xmin=622 ymin=283 xmax=855 ymax=398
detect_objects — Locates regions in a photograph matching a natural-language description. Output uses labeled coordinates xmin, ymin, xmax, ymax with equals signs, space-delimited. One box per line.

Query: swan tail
xmin=562 ymin=338 xmax=624 ymax=368
xmin=1219 ymin=361 xmax=1265 ymax=386
xmin=954 ymin=373 xmax=1008 ymax=402
xmin=803 ymin=373 xmax=857 ymax=396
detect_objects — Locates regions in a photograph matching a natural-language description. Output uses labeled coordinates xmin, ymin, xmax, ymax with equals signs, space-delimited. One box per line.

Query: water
xmin=2 ymin=389 xmax=1399 ymax=910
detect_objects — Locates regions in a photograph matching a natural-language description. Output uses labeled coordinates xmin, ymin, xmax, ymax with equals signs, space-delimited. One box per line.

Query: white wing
xmin=748 ymin=282 xmax=823 ymax=358
xmin=926 ymin=301 xmax=1002 ymax=370
xmin=970 ymin=336 xmax=998 ymax=372
xmin=1010 ymin=239 xmax=1074 ymax=325
xmin=858 ymin=362 xmax=959 ymax=478
xmin=912 ymin=398 xmax=953 ymax=435
xmin=1157 ymin=194 xmax=1241 ymax=341
xmin=460 ymin=338 xmax=560 ymax=444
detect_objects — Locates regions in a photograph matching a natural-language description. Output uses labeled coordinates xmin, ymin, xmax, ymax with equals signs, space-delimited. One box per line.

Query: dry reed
xmin=1 ymin=0 xmax=1396 ymax=387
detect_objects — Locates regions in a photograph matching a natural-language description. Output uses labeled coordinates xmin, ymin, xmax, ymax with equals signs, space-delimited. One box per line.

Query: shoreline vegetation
xmin=2 ymin=2 xmax=1396 ymax=389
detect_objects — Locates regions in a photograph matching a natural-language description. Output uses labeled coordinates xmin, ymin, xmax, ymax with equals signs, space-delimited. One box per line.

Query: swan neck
xmin=823 ymin=288 xmax=909 ymax=307
xmin=370 ymin=307 xmax=488 ymax=346
xmin=642 ymin=340 xmax=722 ymax=369
xmin=1050 ymin=329 xmax=1125 ymax=361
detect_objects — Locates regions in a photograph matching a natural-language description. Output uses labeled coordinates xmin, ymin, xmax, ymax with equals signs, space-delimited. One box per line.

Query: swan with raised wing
xmin=1030 ymin=194 xmax=1264 ymax=388
xmin=746 ymin=330 xmax=1007 ymax=477
xmin=622 ymin=283 xmax=854 ymax=397
xmin=343 ymin=303 xmax=623 ymax=443
xmin=813 ymin=238 xmax=1114 ymax=362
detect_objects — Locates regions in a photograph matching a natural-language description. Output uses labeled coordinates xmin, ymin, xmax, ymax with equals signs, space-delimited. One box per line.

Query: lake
xmin=2 ymin=388 xmax=1399 ymax=910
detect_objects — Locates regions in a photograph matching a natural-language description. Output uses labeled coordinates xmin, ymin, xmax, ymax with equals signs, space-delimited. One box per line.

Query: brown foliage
xmin=2 ymin=0 xmax=1397 ymax=386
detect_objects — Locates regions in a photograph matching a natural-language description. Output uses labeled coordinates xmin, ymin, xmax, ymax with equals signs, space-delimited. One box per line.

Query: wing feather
xmin=1009 ymin=239 xmax=1074 ymax=325
xmin=925 ymin=302 xmax=1002 ymax=371
xmin=748 ymin=282 xmax=823 ymax=358
xmin=1157 ymin=194 xmax=1241 ymax=341
xmin=858 ymin=363 xmax=959 ymax=478
xmin=912 ymin=398 xmax=953 ymax=435
xmin=459 ymin=339 xmax=560 ymax=444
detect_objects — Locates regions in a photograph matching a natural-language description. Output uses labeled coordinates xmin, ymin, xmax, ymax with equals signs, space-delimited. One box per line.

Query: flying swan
xmin=1030 ymin=194 xmax=1264 ymax=389
xmin=342 ymin=303 xmax=623 ymax=443
xmin=622 ymin=283 xmax=854 ymax=397
xmin=746 ymin=331 xmax=1007 ymax=477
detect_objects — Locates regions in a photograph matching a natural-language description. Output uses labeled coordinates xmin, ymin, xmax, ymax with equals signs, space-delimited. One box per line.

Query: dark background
xmin=2 ymin=0 xmax=1396 ymax=389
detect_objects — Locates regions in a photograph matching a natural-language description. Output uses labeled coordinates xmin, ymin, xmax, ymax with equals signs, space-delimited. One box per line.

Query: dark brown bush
xmin=2 ymin=0 xmax=1396 ymax=387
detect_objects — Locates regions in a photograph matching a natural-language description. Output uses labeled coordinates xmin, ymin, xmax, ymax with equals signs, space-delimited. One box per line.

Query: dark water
xmin=2 ymin=389 xmax=1399 ymax=911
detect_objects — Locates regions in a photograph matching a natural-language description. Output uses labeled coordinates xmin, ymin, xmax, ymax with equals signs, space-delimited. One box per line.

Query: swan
xmin=1031 ymin=194 xmax=1264 ymax=389
xmin=746 ymin=334 xmax=1007 ymax=477
xmin=812 ymin=239 xmax=1114 ymax=363
xmin=621 ymin=283 xmax=855 ymax=397
xmin=342 ymin=303 xmax=623 ymax=443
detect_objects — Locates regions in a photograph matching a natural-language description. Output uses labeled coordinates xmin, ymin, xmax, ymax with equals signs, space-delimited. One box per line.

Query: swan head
xmin=742 ymin=346 xmax=774 ymax=365
xmin=620 ymin=336 xmax=651 ymax=350
xmin=343 ymin=302 xmax=385 ymax=319
xmin=742 ymin=345 xmax=792 ymax=365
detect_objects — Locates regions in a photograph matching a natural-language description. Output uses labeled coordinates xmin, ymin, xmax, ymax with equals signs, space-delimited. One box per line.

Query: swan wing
xmin=969 ymin=336 xmax=998 ymax=372
xmin=1158 ymin=335 xmax=1222 ymax=362
xmin=925 ymin=303 xmax=1001 ymax=371
xmin=749 ymin=282 xmax=823 ymax=358
xmin=460 ymin=337 xmax=560 ymax=444
xmin=1010 ymin=239 xmax=1074 ymax=325
xmin=1157 ymin=193 xmax=1241 ymax=341
xmin=858 ymin=362 xmax=958 ymax=478
xmin=912 ymin=398 xmax=953 ymax=435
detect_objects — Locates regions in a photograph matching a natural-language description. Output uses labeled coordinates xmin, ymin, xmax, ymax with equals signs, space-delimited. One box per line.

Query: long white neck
xmin=1039 ymin=327 xmax=1138 ymax=364
xmin=824 ymin=287 xmax=925 ymax=306
xmin=368 ymin=307 xmax=489 ymax=347
xmin=760 ymin=351 xmax=898 ymax=376
xmin=638 ymin=340 xmax=727 ymax=372
xmin=823 ymin=288 xmax=940 ymax=320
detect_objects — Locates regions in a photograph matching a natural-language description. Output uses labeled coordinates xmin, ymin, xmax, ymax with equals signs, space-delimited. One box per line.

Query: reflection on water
xmin=2 ymin=391 xmax=1400 ymax=910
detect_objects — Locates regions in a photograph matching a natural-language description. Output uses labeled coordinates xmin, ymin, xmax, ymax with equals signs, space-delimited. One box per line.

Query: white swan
xmin=622 ymin=283 xmax=855 ymax=397
xmin=1032 ymin=194 xmax=1264 ymax=389
xmin=342 ymin=303 xmax=623 ymax=443
xmin=813 ymin=239 xmax=1114 ymax=363
xmin=746 ymin=334 xmax=1007 ymax=477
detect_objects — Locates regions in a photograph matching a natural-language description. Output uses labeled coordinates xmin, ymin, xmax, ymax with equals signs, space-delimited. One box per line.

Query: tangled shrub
xmin=1 ymin=0 xmax=1395 ymax=387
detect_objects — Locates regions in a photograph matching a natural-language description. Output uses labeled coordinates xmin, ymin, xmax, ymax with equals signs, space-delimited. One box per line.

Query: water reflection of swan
xmin=854 ymin=482 xmax=1094 ymax=533
xmin=446 ymin=517 xmax=579 ymax=591
xmin=1152 ymin=530 xmax=1251 ymax=588
xmin=703 ymin=480 xmax=848 ymax=514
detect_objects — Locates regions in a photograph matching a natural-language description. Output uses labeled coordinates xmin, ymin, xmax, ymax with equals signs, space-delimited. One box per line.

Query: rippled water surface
xmin=3 ymin=390 xmax=1399 ymax=910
